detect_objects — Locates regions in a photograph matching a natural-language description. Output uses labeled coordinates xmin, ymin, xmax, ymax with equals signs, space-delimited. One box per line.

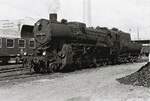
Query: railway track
xmin=0 ymin=60 xmax=147 ymax=82
xmin=0 ymin=72 xmax=42 ymax=81
xmin=0 ymin=64 xmax=58 ymax=82
xmin=0 ymin=66 xmax=28 ymax=73
xmin=0 ymin=65 xmax=32 ymax=81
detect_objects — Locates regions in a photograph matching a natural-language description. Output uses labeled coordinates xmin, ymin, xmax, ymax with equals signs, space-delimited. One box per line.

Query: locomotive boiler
xmin=25 ymin=13 xmax=142 ymax=73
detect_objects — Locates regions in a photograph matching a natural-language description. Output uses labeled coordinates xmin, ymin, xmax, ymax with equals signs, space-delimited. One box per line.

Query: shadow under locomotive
xmin=22 ymin=13 xmax=142 ymax=73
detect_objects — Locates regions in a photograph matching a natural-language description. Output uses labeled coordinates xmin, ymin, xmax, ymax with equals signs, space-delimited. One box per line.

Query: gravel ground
xmin=0 ymin=62 xmax=149 ymax=101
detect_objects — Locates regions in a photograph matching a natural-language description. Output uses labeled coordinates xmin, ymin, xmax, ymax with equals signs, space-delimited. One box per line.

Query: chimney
xmin=49 ymin=13 xmax=57 ymax=22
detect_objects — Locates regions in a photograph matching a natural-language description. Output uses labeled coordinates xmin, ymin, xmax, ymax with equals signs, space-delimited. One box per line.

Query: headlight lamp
xmin=24 ymin=52 xmax=27 ymax=56
xmin=43 ymin=51 xmax=46 ymax=56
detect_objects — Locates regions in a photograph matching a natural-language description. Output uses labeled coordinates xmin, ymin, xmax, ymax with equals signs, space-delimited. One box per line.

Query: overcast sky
xmin=0 ymin=0 xmax=150 ymax=40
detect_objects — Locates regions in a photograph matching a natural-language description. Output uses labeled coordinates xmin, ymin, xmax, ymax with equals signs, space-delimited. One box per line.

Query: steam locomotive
xmin=22 ymin=13 xmax=142 ymax=73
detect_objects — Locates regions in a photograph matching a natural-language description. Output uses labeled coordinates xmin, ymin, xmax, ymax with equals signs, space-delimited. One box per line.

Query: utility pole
xmin=83 ymin=0 xmax=92 ymax=26
xmin=83 ymin=0 xmax=86 ymax=23
xmin=87 ymin=0 xmax=91 ymax=26
xmin=137 ymin=26 xmax=140 ymax=40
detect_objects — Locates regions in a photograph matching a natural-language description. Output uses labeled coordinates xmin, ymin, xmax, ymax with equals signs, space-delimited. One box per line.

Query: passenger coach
xmin=0 ymin=25 xmax=35 ymax=64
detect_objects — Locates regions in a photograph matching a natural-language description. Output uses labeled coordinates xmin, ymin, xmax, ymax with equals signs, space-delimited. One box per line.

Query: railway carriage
xmin=0 ymin=25 xmax=35 ymax=64
xmin=0 ymin=37 xmax=20 ymax=64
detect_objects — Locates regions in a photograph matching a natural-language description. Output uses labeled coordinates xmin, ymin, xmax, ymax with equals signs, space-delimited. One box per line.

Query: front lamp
xmin=43 ymin=51 xmax=46 ymax=56
xmin=24 ymin=52 xmax=27 ymax=56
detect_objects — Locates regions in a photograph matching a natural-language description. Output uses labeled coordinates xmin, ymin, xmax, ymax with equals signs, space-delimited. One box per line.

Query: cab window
xmin=7 ymin=39 xmax=14 ymax=48
xmin=19 ymin=39 xmax=25 ymax=48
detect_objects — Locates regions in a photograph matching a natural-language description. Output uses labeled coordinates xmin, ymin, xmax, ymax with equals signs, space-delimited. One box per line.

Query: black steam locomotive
xmin=23 ymin=13 xmax=142 ymax=73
